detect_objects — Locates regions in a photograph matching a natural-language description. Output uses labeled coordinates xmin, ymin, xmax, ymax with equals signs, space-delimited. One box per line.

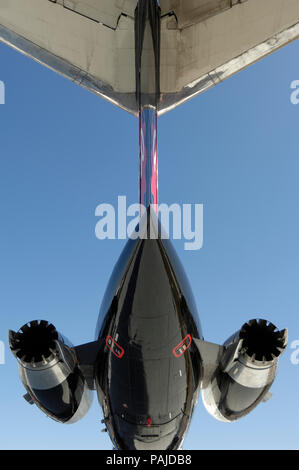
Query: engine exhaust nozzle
xmin=239 ymin=318 xmax=288 ymax=363
xmin=9 ymin=320 xmax=59 ymax=365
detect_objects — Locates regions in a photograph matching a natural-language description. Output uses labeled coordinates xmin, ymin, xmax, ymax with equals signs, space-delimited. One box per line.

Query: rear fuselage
xmin=95 ymin=229 xmax=203 ymax=450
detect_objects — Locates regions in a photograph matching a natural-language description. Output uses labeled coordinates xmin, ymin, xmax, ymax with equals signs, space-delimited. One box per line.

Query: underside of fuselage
xmin=95 ymin=213 xmax=203 ymax=449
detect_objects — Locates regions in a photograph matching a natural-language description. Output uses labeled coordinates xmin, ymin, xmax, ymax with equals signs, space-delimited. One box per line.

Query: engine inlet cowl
xmin=9 ymin=320 xmax=59 ymax=365
xmin=239 ymin=318 xmax=288 ymax=363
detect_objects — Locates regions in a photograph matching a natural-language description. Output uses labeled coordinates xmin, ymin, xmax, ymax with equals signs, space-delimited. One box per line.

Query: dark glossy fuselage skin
xmin=94 ymin=218 xmax=203 ymax=450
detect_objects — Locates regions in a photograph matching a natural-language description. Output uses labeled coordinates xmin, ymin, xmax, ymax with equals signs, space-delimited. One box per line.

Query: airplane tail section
xmin=9 ymin=316 xmax=288 ymax=429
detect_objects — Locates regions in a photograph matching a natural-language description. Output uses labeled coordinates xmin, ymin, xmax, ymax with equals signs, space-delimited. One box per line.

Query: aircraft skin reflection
xmin=95 ymin=215 xmax=203 ymax=449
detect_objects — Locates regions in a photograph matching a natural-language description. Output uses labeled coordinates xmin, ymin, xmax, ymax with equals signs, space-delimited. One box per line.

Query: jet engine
xmin=9 ymin=320 xmax=93 ymax=424
xmin=200 ymin=319 xmax=288 ymax=422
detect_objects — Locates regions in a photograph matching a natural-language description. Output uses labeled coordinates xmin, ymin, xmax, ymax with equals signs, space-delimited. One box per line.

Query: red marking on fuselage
xmin=173 ymin=334 xmax=192 ymax=358
xmin=150 ymin=118 xmax=158 ymax=210
xmin=139 ymin=110 xmax=147 ymax=210
xmin=139 ymin=108 xmax=158 ymax=211
xmin=106 ymin=335 xmax=124 ymax=359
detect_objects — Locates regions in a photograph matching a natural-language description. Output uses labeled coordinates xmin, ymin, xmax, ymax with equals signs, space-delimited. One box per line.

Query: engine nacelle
xmin=9 ymin=320 xmax=93 ymax=424
xmin=201 ymin=318 xmax=287 ymax=422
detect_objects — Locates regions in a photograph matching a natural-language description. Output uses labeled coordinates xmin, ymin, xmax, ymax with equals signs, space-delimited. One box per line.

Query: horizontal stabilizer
xmin=0 ymin=0 xmax=298 ymax=115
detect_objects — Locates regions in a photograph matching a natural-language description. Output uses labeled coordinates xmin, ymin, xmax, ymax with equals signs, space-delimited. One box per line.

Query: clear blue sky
xmin=0 ymin=35 xmax=299 ymax=450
